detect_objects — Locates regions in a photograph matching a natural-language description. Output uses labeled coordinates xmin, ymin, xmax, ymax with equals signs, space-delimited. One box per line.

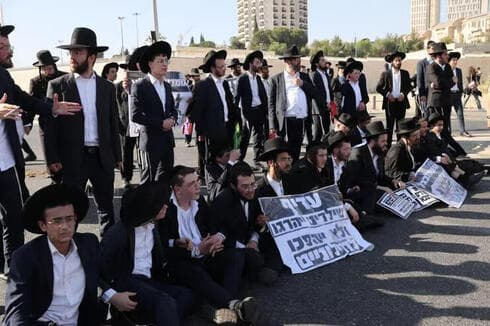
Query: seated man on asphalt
xmin=324 ymin=112 xmax=357 ymax=139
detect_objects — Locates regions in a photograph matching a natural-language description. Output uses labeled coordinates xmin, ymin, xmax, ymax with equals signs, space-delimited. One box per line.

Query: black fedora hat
xmin=199 ymin=49 xmax=227 ymax=73
xmin=139 ymin=41 xmax=172 ymax=74
xmin=326 ymin=131 xmax=350 ymax=151
xmin=209 ymin=139 xmax=231 ymax=159
xmin=0 ymin=24 xmax=14 ymax=37
xmin=354 ymin=110 xmax=375 ymax=123
xmin=279 ymin=45 xmax=302 ymax=59
xmin=384 ymin=50 xmax=406 ymax=63
xmin=119 ymin=55 xmax=131 ymax=70
xmin=127 ymin=46 xmax=149 ymax=71
xmin=259 ymin=137 xmax=292 ymax=161
xmin=335 ymin=113 xmax=356 ymax=129
xmin=102 ymin=62 xmax=119 ymax=77
xmin=120 ymin=182 xmax=171 ymax=228
xmin=310 ymin=50 xmax=324 ymax=65
xmin=243 ymin=50 xmax=263 ymax=70
xmin=428 ymin=42 xmax=450 ymax=55
xmin=365 ymin=121 xmax=389 ymax=139
xmin=58 ymin=27 xmax=108 ymax=52
xmin=428 ymin=112 xmax=444 ymax=125
xmin=227 ymin=58 xmax=243 ymax=68
xmin=32 ymin=50 xmax=59 ymax=67
xmin=262 ymin=59 xmax=273 ymax=68
xmin=336 ymin=60 xmax=347 ymax=68
xmin=397 ymin=118 xmax=419 ymax=135
xmin=448 ymin=51 xmax=461 ymax=60
xmin=22 ymin=184 xmax=89 ymax=234
xmin=344 ymin=60 xmax=363 ymax=75
xmin=189 ymin=67 xmax=200 ymax=76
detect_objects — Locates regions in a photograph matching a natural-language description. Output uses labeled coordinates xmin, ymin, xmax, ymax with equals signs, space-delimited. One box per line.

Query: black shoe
xmin=233 ymin=297 xmax=263 ymax=324
xmin=460 ymin=131 xmax=472 ymax=137
xmin=123 ymin=180 xmax=132 ymax=189
xmin=467 ymin=171 xmax=486 ymax=189
xmin=258 ymin=267 xmax=279 ymax=286
xmin=199 ymin=304 xmax=237 ymax=325
xmin=357 ymin=215 xmax=384 ymax=231
xmin=24 ymin=153 xmax=37 ymax=161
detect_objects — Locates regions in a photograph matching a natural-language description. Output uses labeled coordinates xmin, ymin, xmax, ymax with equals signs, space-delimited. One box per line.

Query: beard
xmin=0 ymin=56 xmax=13 ymax=69
xmin=71 ymin=58 xmax=89 ymax=74
xmin=372 ymin=144 xmax=386 ymax=156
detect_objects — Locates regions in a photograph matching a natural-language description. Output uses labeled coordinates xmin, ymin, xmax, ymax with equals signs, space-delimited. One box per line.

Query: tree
xmin=250 ymin=27 xmax=307 ymax=51
xmin=440 ymin=36 xmax=454 ymax=44
xmin=200 ymin=34 xmax=205 ymax=43
xmin=198 ymin=40 xmax=216 ymax=48
xmin=229 ymin=36 xmax=246 ymax=49
xmin=189 ymin=36 xmax=195 ymax=46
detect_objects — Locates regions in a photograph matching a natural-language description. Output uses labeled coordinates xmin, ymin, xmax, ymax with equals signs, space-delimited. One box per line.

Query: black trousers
xmin=311 ymin=112 xmax=330 ymax=143
xmin=259 ymin=232 xmax=284 ymax=273
xmin=385 ymin=102 xmax=407 ymax=147
xmin=120 ymin=135 xmax=137 ymax=182
xmin=197 ymin=139 xmax=206 ymax=179
xmin=239 ymin=108 xmax=265 ymax=163
xmin=62 ymin=148 xmax=115 ymax=235
xmin=345 ymin=185 xmax=384 ymax=214
xmin=242 ymin=247 xmax=264 ymax=281
xmin=140 ymin=146 xmax=174 ymax=185
xmin=173 ymin=248 xmax=245 ymax=308
xmin=279 ymin=118 xmax=305 ymax=163
xmin=0 ymin=167 xmax=24 ymax=272
xmin=116 ymin=275 xmax=194 ymax=326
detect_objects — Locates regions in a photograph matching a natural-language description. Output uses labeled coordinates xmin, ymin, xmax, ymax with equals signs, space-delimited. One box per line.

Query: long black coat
xmin=340 ymin=75 xmax=369 ymax=115
xmin=287 ymin=158 xmax=333 ymax=195
xmin=310 ymin=70 xmax=333 ymax=115
xmin=4 ymin=233 xmax=101 ymax=326
xmin=44 ymin=74 xmax=122 ymax=173
xmin=426 ymin=62 xmax=454 ymax=108
xmin=375 ymin=69 xmax=412 ymax=110
xmin=384 ymin=140 xmax=415 ymax=182
xmin=234 ymin=73 xmax=268 ymax=116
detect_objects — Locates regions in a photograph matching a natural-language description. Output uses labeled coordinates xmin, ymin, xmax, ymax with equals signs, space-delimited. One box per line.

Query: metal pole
xmin=57 ymin=40 xmax=64 ymax=64
xmin=153 ymin=0 xmax=159 ymax=41
xmin=118 ymin=16 xmax=125 ymax=56
xmin=133 ymin=12 xmax=140 ymax=47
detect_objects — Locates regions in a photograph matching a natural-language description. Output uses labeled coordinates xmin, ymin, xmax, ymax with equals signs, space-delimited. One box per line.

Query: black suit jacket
xmin=99 ymin=221 xmax=169 ymax=289
xmin=235 ymin=73 xmax=268 ymax=119
xmin=310 ymin=70 xmax=333 ymax=115
xmin=416 ymin=58 xmax=430 ymax=97
xmin=4 ymin=233 xmax=100 ymax=326
xmin=340 ymin=75 xmax=369 ymax=115
xmin=453 ymin=67 xmax=463 ymax=95
xmin=130 ymin=76 xmax=177 ymax=152
xmin=287 ymin=158 xmax=333 ymax=195
xmin=205 ymin=161 xmax=232 ymax=203
xmin=210 ymin=188 xmax=260 ymax=248
xmin=348 ymin=126 xmax=365 ymax=147
xmin=45 ymin=74 xmax=122 ymax=173
xmin=255 ymin=173 xmax=292 ymax=198
xmin=384 ymin=140 xmax=415 ymax=182
xmin=268 ymin=71 xmax=317 ymax=131
xmin=427 ymin=62 xmax=454 ymax=108
xmin=190 ymin=75 xmax=237 ymax=141
xmin=375 ymin=69 xmax=412 ymax=110
xmin=115 ymin=81 xmax=130 ymax=136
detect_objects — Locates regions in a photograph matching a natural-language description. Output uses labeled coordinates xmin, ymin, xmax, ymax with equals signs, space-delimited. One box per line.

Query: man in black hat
xmin=385 ymin=118 xmax=419 ymax=183
xmin=310 ymin=50 xmax=334 ymax=143
xmin=100 ymin=182 xmax=194 ymax=325
xmin=101 ymin=62 xmax=119 ymax=81
xmin=376 ymin=50 xmax=412 ymax=147
xmin=236 ymin=50 xmax=268 ymax=168
xmin=268 ymin=45 xmax=317 ymax=162
xmin=332 ymin=61 xmax=347 ymax=111
xmin=226 ymin=58 xmax=243 ymax=97
xmin=415 ymin=40 xmax=436 ymax=118
xmin=160 ymin=166 xmax=265 ymax=324
xmin=0 ymin=25 xmax=82 ymax=275
xmin=130 ymin=41 xmax=178 ymax=184
xmin=191 ymin=49 xmax=238 ymax=159
xmin=340 ymin=59 xmax=369 ymax=116
xmin=340 ymin=121 xmax=398 ymax=214
xmin=205 ymin=141 xmax=241 ymax=202
xmin=349 ymin=110 xmax=374 ymax=147
xmin=260 ymin=59 xmax=273 ymax=100
xmin=188 ymin=67 xmax=201 ymax=91
xmin=45 ymin=27 xmax=122 ymax=235
xmin=448 ymin=52 xmax=471 ymax=137
xmin=324 ymin=112 xmax=356 ymax=140
xmin=426 ymin=42 xmax=454 ymax=136
xmin=4 ymin=184 xmax=101 ymax=325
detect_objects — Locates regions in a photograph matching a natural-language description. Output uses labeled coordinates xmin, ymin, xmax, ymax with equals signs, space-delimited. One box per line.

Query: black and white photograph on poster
xmin=377 ymin=191 xmax=416 ymax=219
xmin=414 ymin=159 xmax=467 ymax=208
xmin=406 ymin=184 xmax=439 ymax=211
xmin=166 ymin=71 xmax=192 ymax=124
xmin=259 ymin=185 xmax=374 ymax=274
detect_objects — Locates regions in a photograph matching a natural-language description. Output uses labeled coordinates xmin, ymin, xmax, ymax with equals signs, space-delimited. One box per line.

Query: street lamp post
xmin=118 ymin=16 xmax=125 ymax=56
xmin=152 ymin=0 xmax=159 ymax=41
xmin=133 ymin=12 xmax=140 ymax=47
xmin=57 ymin=40 xmax=64 ymax=64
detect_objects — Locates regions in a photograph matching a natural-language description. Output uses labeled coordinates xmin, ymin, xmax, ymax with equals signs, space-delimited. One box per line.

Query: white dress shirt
xmin=0 ymin=121 xmax=15 ymax=171
xmin=246 ymin=72 xmax=262 ymax=108
xmin=211 ymin=74 xmax=229 ymax=122
xmin=39 ymin=239 xmax=86 ymax=326
xmin=349 ymin=81 xmax=362 ymax=109
xmin=319 ymin=70 xmax=331 ymax=104
xmin=262 ymin=78 xmax=271 ymax=101
xmin=74 ymin=72 xmax=98 ymax=146
xmin=283 ymin=71 xmax=308 ymax=119
xmin=132 ymin=223 xmax=154 ymax=278
xmin=368 ymin=145 xmax=380 ymax=176
xmin=236 ymin=200 xmax=259 ymax=248
xmin=451 ymin=69 xmax=459 ymax=92
xmin=171 ymin=193 xmax=202 ymax=248
xmin=266 ymin=173 xmax=284 ymax=196
xmin=391 ymin=69 xmax=401 ymax=98
xmin=148 ymin=73 xmax=166 ymax=111
xmin=331 ymin=156 xmax=345 ymax=184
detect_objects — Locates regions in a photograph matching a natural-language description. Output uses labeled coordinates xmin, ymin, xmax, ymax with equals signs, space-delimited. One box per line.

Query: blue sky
xmin=3 ymin=0 xmax=411 ymax=67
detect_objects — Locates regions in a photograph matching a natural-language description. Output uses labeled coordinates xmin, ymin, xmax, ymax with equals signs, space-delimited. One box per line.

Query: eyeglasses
xmin=46 ymin=215 xmax=77 ymax=226
xmin=239 ymin=183 xmax=257 ymax=191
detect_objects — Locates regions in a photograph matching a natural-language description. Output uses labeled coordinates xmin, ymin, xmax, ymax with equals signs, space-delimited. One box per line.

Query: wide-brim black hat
xmin=335 ymin=113 xmax=356 ymax=129
xmin=102 ymin=62 xmax=119 ymax=77
xmin=209 ymin=139 xmax=231 ymax=159
xmin=448 ymin=51 xmax=461 ymax=60
xmin=189 ymin=67 xmax=200 ymax=76
xmin=259 ymin=137 xmax=293 ymax=161
xmin=310 ymin=50 xmax=324 ymax=65
xmin=354 ymin=110 xmax=375 ymax=123
xmin=243 ymin=50 xmax=263 ymax=70
xmin=336 ymin=60 xmax=347 ymax=68
xmin=262 ymin=59 xmax=272 ymax=68
xmin=227 ymin=58 xmax=243 ymax=68
xmin=0 ymin=24 xmax=14 ymax=37
xmin=366 ymin=121 xmax=389 ymax=139
xmin=397 ymin=117 xmax=419 ymax=135
xmin=279 ymin=45 xmax=302 ymax=59
xmin=428 ymin=112 xmax=444 ymax=125
xmin=139 ymin=41 xmax=172 ymax=74
xmin=120 ymin=182 xmax=171 ymax=228
xmin=32 ymin=50 xmax=59 ymax=67
xmin=22 ymin=184 xmax=89 ymax=234
xmin=58 ymin=27 xmax=108 ymax=52
xmin=119 ymin=54 xmax=131 ymax=70
xmin=344 ymin=60 xmax=363 ymax=75
xmin=199 ymin=50 xmax=227 ymax=73
xmin=384 ymin=50 xmax=406 ymax=63
xmin=327 ymin=131 xmax=350 ymax=151
xmin=127 ymin=46 xmax=149 ymax=71
xmin=428 ymin=42 xmax=450 ymax=55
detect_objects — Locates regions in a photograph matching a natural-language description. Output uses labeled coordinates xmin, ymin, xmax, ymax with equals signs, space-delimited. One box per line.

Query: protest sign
xmin=376 ymin=184 xmax=439 ymax=218
xmin=259 ymin=185 xmax=374 ymax=274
